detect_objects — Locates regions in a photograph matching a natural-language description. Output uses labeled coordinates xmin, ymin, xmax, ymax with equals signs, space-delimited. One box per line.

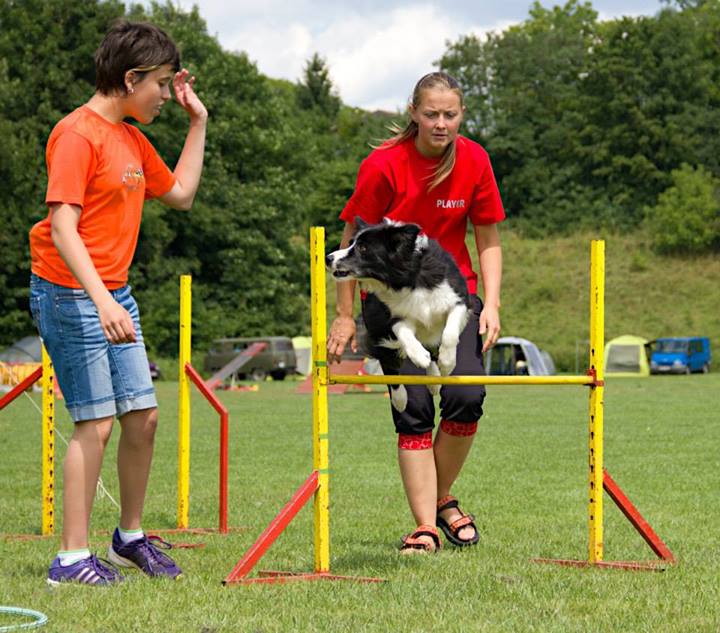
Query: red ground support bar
xmin=239 ymin=571 xmax=385 ymax=585
xmin=532 ymin=558 xmax=669 ymax=571
xmin=185 ymin=363 xmax=229 ymax=534
xmin=603 ymin=469 xmax=675 ymax=563
xmin=0 ymin=366 xmax=42 ymax=410
xmin=223 ymin=471 xmax=319 ymax=585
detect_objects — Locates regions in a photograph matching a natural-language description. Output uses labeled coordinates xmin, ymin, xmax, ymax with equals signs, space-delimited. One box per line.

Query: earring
xmin=128 ymin=87 xmax=134 ymax=94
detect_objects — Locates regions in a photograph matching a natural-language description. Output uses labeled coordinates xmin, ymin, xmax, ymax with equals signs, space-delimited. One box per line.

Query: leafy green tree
xmin=579 ymin=6 xmax=720 ymax=227
xmin=645 ymin=163 xmax=720 ymax=254
xmin=440 ymin=1 xmax=601 ymax=233
xmin=0 ymin=0 xmax=392 ymax=356
xmin=0 ymin=0 xmax=124 ymax=343
xmin=440 ymin=0 xmax=720 ymax=235
xmin=297 ymin=53 xmax=340 ymax=119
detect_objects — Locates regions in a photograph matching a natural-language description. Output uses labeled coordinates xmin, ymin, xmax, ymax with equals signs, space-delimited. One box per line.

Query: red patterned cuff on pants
xmin=397 ymin=431 xmax=433 ymax=450
xmin=440 ymin=419 xmax=478 ymax=437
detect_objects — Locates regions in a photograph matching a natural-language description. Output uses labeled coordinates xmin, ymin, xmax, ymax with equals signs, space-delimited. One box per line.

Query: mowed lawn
xmin=0 ymin=374 xmax=718 ymax=632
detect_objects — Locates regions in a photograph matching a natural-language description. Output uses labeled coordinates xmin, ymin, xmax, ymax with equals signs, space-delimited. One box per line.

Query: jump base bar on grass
xmin=235 ymin=571 xmax=385 ymax=585
xmin=223 ymin=471 xmax=384 ymax=585
xmin=222 ymin=229 xmax=673 ymax=585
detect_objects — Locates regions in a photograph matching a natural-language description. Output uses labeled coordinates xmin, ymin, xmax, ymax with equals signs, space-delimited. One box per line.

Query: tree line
xmin=1 ymin=0 xmax=718 ymax=356
xmin=440 ymin=0 xmax=720 ymax=246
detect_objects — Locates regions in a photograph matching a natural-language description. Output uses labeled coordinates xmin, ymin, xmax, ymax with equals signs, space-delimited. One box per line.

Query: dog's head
xmin=325 ymin=218 xmax=423 ymax=286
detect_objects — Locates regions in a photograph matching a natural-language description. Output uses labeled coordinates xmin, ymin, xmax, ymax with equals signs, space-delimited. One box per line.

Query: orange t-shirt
xmin=29 ymin=105 xmax=176 ymax=289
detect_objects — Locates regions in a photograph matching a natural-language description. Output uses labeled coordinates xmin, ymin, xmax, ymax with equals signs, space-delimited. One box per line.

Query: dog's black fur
xmin=326 ymin=218 xmax=471 ymax=411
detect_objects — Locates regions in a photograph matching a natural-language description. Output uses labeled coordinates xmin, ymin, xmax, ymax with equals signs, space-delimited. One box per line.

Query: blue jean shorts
xmin=29 ymin=274 xmax=157 ymax=422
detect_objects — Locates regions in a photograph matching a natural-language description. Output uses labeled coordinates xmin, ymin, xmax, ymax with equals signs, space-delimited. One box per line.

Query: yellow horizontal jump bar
xmin=327 ymin=374 xmax=594 ymax=386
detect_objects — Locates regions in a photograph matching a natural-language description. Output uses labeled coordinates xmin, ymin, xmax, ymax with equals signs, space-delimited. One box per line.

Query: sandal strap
xmin=401 ymin=524 xmax=441 ymax=551
xmin=436 ymin=495 xmax=459 ymax=512
xmin=449 ymin=514 xmax=475 ymax=532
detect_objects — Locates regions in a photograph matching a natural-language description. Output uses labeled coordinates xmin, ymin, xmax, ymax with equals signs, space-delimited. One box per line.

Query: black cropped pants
xmin=363 ymin=294 xmax=487 ymax=435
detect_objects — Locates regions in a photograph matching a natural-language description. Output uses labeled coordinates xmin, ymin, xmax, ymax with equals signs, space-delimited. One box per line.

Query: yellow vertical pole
xmin=178 ymin=275 xmax=192 ymax=529
xmin=310 ymin=227 xmax=331 ymax=573
xmin=41 ymin=344 xmax=54 ymax=536
xmin=588 ymin=240 xmax=605 ymax=563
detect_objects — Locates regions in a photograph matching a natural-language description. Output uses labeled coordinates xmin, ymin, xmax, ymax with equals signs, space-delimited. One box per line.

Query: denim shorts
xmin=29 ymin=274 xmax=157 ymax=422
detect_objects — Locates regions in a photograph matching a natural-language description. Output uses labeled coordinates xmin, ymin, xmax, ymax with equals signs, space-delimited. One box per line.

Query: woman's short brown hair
xmin=94 ymin=20 xmax=180 ymax=95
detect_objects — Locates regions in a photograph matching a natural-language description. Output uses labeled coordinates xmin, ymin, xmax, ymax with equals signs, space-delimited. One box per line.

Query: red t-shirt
xmin=340 ymin=135 xmax=504 ymax=295
xmin=30 ymin=105 xmax=175 ymax=289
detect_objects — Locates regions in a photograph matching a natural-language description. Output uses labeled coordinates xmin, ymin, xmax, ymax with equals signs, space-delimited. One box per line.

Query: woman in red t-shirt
xmin=328 ymin=72 xmax=504 ymax=553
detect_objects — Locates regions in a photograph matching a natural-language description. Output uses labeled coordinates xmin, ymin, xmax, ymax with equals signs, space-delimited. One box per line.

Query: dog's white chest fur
xmin=363 ymin=279 xmax=462 ymax=347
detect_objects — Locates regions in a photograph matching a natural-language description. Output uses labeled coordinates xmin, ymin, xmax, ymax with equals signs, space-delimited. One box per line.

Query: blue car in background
xmin=650 ymin=337 xmax=712 ymax=374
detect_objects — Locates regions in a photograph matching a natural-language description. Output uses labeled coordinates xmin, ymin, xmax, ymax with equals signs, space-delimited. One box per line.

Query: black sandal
xmin=399 ymin=524 xmax=442 ymax=553
xmin=436 ymin=496 xmax=479 ymax=547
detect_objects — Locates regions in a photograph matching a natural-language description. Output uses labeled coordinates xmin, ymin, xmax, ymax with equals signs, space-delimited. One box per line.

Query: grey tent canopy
xmin=484 ymin=336 xmax=555 ymax=376
xmin=0 ymin=336 xmax=42 ymax=362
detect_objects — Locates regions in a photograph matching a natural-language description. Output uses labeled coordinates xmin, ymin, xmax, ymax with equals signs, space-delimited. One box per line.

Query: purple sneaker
xmin=47 ymin=554 xmax=124 ymax=586
xmin=108 ymin=529 xmax=182 ymax=579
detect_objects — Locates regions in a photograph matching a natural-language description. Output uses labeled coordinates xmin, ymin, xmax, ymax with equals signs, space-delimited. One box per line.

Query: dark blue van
xmin=650 ymin=337 xmax=711 ymax=374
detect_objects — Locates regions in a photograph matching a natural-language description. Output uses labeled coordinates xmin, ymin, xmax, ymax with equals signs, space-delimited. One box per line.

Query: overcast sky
xmin=172 ymin=1 xmax=664 ymax=112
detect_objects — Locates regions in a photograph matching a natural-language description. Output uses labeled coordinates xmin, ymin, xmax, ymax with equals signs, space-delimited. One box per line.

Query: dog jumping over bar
xmin=325 ymin=218 xmax=471 ymax=411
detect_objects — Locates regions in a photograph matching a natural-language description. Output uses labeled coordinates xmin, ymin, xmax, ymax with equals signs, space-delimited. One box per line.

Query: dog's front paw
xmin=427 ymin=361 xmax=440 ymax=396
xmin=390 ymin=385 xmax=408 ymax=412
xmin=406 ymin=342 xmax=432 ymax=369
xmin=438 ymin=345 xmax=457 ymax=376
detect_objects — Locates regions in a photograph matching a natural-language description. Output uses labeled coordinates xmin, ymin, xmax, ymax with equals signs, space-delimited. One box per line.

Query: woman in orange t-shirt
xmin=29 ymin=20 xmax=207 ymax=586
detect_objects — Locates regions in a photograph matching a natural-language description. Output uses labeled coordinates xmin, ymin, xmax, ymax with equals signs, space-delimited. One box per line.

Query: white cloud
xmin=321 ymin=6 xmax=455 ymax=111
xmin=318 ymin=6 xmax=511 ymax=111
xmin=222 ymin=22 xmax=314 ymax=81
xmin=168 ymin=0 xmax=507 ymax=110
xmin=167 ymin=0 xmax=659 ymax=110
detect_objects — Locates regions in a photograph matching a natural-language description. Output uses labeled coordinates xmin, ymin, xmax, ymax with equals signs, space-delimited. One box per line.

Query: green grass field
xmin=1 ymin=375 xmax=718 ymax=632
xmin=498 ymin=230 xmax=720 ymax=372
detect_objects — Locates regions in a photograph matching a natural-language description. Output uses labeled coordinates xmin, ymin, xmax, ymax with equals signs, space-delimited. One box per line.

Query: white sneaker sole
xmin=107 ymin=546 xmax=140 ymax=570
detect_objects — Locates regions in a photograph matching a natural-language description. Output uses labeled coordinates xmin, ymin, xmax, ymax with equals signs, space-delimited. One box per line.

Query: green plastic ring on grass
xmin=0 ymin=607 xmax=48 ymax=632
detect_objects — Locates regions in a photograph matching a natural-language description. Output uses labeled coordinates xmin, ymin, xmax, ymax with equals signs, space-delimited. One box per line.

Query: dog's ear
xmin=387 ymin=223 xmax=421 ymax=253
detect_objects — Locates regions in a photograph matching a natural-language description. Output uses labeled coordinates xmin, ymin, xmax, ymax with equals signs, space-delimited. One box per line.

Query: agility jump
xmin=0 ymin=347 xmax=55 ymax=537
xmin=223 ymin=227 xmax=674 ymax=585
xmin=1 ymin=281 xmax=231 ymax=538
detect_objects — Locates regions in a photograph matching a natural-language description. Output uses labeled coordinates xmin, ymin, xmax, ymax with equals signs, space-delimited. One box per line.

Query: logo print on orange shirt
xmin=122 ymin=164 xmax=145 ymax=191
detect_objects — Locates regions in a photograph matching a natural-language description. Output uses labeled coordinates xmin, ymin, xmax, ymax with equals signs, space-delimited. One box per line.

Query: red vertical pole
xmin=185 ymin=363 xmax=229 ymax=534
xmin=219 ymin=409 xmax=228 ymax=534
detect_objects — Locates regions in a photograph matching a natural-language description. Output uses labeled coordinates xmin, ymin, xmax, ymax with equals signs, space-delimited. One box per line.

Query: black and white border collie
xmin=326 ymin=218 xmax=471 ymax=411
